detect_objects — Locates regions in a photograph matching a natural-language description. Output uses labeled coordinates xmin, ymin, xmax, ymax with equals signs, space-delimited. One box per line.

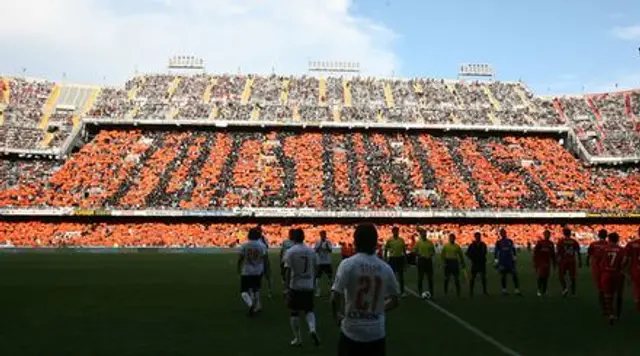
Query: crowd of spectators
xmin=2 ymin=75 xmax=639 ymax=157
xmin=1 ymin=221 xmax=638 ymax=248
xmin=1 ymin=129 xmax=638 ymax=212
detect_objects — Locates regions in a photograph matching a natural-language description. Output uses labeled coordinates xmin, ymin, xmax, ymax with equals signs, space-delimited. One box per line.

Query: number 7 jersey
xmin=283 ymin=243 xmax=319 ymax=291
xmin=331 ymin=253 xmax=400 ymax=342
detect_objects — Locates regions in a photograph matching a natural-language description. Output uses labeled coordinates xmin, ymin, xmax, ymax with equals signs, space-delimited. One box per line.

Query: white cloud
xmin=0 ymin=0 xmax=399 ymax=85
xmin=611 ymin=25 xmax=640 ymax=40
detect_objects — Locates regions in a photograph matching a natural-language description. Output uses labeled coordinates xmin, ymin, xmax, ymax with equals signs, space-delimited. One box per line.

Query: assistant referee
xmin=385 ymin=227 xmax=406 ymax=296
xmin=441 ymin=233 xmax=465 ymax=297
xmin=413 ymin=228 xmax=436 ymax=298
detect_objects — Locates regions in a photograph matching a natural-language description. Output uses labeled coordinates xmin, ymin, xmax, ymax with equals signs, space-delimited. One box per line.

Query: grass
xmin=0 ymin=251 xmax=638 ymax=356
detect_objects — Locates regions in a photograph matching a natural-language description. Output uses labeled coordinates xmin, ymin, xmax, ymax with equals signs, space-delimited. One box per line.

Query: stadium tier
xmin=1 ymin=129 xmax=639 ymax=212
xmin=1 ymin=73 xmax=639 ymax=248
xmin=1 ymin=74 xmax=639 ymax=160
xmin=1 ymin=222 xmax=639 ymax=247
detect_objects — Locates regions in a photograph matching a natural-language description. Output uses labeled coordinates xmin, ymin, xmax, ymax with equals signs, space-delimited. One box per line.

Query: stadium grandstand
xmin=0 ymin=71 xmax=639 ymax=248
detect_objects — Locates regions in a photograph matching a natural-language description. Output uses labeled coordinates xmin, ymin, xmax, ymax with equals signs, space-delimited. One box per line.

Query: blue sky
xmin=0 ymin=0 xmax=638 ymax=95
xmin=353 ymin=0 xmax=640 ymax=94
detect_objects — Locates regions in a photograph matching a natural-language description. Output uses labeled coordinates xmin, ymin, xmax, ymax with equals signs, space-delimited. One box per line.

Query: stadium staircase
xmin=446 ymin=84 xmax=466 ymax=110
xmin=202 ymin=78 xmax=216 ymax=103
xmin=319 ymin=77 xmax=327 ymax=106
xmin=384 ymin=82 xmax=394 ymax=108
xmin=624 ymin=92 xmax=639 ymax=131
xmin=280 ymin=79 xmax=290 ymax=105
xmin=40 ymin=132 xmax=54 ymax=148
xmin=73 ymin=88 xmax=100 ymax=129
xmin=127 ymin=77 xmax=144 ymax=101
xmin=585 ymin=96 xmax=608 ymax=141
xmin=208 ymin=104 xmax=219 ymax=120
xmin=241 ymin=77 xmax=254 ymax=105
xmin=165 ymin=77 xmax=182 ymax=101
xmin=333 ymin=106 xmax=341 ymax=122
xmin=514 ymin=85 xmax=535 ymax=111
xmin=482 ymin=86 xmax=502 ymax=111
xmin=293 ymin=104 xmax=300 ymax=121
xmin=488 ymin=111 xmax=501 ymax=125
xmin=1 ymin=78 xmax=9 ymax=103
xmin=450 ymin=112 xmax=461 ymax=124
xmin=343 ymin=79 xmax=352 ymax=107
xmin=552 ymin=99 xmax=568 ymax=124
xmin=250 ymin=105 xmax=260 ymax=121
xmin=38 ymin=84 xmax=61 ymax=130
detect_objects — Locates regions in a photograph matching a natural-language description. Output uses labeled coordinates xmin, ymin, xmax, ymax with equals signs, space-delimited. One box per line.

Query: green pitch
xmin=0 ymin=251 xmax=638 ymax=356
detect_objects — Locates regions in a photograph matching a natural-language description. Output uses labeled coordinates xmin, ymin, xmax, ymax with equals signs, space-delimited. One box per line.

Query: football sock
xmin=290 ymin=316 xmax=301 ymax=339
xmin=306 ymin=312 xmax=317 ymax=333
xmin=253 ymin=291 xmax=262 ymax=310
xmin=241 ymin=292 xmax=253 ymax=308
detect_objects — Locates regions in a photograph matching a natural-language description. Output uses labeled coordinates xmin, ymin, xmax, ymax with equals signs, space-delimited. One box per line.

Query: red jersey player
xmin=598 ymin=233 xmax=626 ymax=324
xmin=556 ymin=228 xmax=582 ymax=297
xmin=533 ymin=230 xmax=556 ymax=297
xmin=587 ymin=229 xmax=609 ymax=309
xmin=624 ymin=227 xmax=640 ymax=312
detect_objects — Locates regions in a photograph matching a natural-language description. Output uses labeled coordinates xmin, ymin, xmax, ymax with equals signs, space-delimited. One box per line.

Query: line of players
xmin=238 ymin=224 xmax=400 ymax=355
xmin=236 ymin=225 xmax=640 ymax=353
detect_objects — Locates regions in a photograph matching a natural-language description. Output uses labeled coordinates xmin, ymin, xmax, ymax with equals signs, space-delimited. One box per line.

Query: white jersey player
xmin=237 ymin=228 xmax=269 ymax=316
xmin=282 ymin=228 xmax=320 ymax=347
xmin=314 ymin=230 xmax=334 ymax=296
xmin=280 ymin=237 xmax=296 ymax=284
xmin=331 ymin=224 xmax=400 ymax=356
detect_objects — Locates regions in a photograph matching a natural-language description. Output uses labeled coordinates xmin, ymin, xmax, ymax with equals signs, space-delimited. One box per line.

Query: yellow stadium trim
xmin=319 ymin=77 xmax=327 ymax=106
xmin=482 ymin=86 xmax=501 ymax=111
xmin=377 ymin=109 xmax=384 ymax=123
xmin=241 ymin=77 xmax=254 ymax=105
xmin=250 ymin=106 xmax=260 ymax=121
xmin=293 ymin=104 xmax=300 ymax=122
xmin=280 ymin=79 xmax=290 ymax=105
xmin=332 ymin=105 xmax=341 ymax=122
xmin=40 ymin=132 xmax=54 ymax=148
xmin=2 ymin=78 xmax=9 ymax=103
xmin=0 ymin=106 xmax=5 ymax=126
xmin=202 ymin=78 xmax=217 ymax=104
xmin=38 ymin=84 xmax=61 ymax=130
xmin=384 ymin=82 xmax=394 ymax=108
xmin=166 ymin=77 xmax=182 ymax=101
xmin=342 ymin=79 xmax=352 ymax=107
xmin=488 ymin=111 xmax=500 ymax=125
xmin=209 ymin=104 xmax=219 ymax=120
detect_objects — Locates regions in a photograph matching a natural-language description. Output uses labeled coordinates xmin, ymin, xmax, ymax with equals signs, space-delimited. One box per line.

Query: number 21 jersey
xmin=332 ymin=253 xmax=399 ymax=342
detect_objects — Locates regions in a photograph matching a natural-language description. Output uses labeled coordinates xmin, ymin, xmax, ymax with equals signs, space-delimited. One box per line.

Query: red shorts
xmin=558 ymin=261 xmax=576 ymax=280
xmin=631 ymin=270 xmax=640 ymax=302
xmin=591 ymin=266 xmax=602 ymax=292
xmin=535 ymin=265 xmax=551 ymax=279
xmin=599 ymin=272 xmax=624 ymax=296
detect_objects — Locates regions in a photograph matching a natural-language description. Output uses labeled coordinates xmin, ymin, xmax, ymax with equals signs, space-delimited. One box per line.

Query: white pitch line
xmin=406 ymin=288 xmax=523 ymax=356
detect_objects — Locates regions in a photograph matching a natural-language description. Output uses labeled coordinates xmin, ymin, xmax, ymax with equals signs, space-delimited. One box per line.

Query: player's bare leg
xmin=417 ymin=268 xmax=424 ymax=296
xmin=513 ymin=272 xmax=521 ymax=296
xmin=290 ymin=312 xmax=302 ymax=346
xmin=559 ymin=271 xmax=569 ymax=297
xmin=500 ymin=273 xmax=508 ymax=295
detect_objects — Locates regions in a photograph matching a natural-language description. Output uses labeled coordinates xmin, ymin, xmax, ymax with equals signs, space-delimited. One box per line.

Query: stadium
xmin=2 ymin=5 xmax=640 ymax=354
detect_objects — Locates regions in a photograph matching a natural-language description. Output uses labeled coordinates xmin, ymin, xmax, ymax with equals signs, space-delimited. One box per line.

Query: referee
xmin=441 ymin=233 xmax=465 ymax=297
xmin=384 ymin=227 xmax=407 ymax=297
xmin=414 ymin=228 xmax=436 ymax=299
xmin=466 ymin=231 xmax=488 ymax=296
